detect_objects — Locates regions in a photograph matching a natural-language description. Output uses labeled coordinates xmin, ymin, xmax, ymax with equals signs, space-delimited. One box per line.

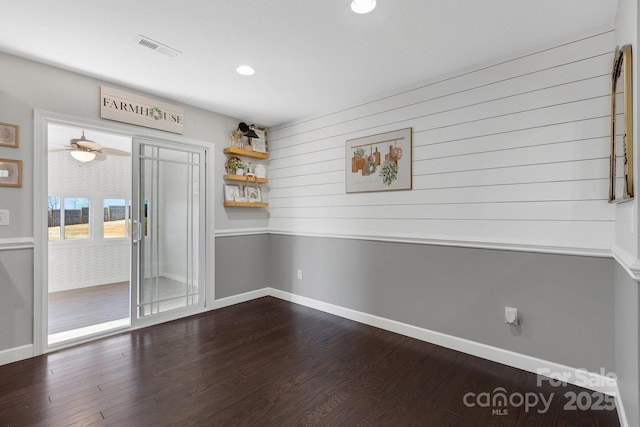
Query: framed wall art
xmin=0 ymin=158 xmax=22 ymax=188
xmin=0 ymin=122 xmax=19 ymax=148
xmin=609 ymin=44 xmax=634 ymax=203
xmin=245 ymin=186 xmax=261 ymax=202
xmin=251 ymin=137 xmax=267 ymax=153
xmin=224 ymin=184 xmax=241 ymax=202
xmin=346 ymin=128 xmax=412 ymax=193
xmin=249 ymin=126 xmax=267 ymax=153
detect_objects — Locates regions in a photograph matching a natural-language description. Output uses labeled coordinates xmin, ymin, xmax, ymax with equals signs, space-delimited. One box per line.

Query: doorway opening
xmin=47 ymin=123 xmax=132 ymax=345
xmin=35 ymin=111 xmax=213 ymax=354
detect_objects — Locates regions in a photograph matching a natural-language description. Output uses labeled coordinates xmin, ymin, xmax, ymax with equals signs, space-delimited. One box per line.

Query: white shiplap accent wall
xmin=268 ymin=29 xmax=616 ymax=252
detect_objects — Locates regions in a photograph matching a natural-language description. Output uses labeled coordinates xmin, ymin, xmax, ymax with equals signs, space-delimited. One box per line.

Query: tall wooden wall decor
xmin=609 ymin=44 xmax=633 ymax=203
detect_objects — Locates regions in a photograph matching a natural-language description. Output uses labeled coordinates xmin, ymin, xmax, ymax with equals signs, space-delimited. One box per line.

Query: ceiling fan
xmin=50 ymin=131 xmax=130 ymax=162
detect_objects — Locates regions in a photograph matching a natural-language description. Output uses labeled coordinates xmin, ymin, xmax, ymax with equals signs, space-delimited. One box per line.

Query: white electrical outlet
xmin=0 ymin=210 xmax=9 ymax=226
xmin=297 ymin=269 xmax=303 ymax=280
xmin=505 ymin=307 xmax=519 ymax=325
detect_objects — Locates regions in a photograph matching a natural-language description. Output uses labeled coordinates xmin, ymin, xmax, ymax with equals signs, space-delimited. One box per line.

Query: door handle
xmin=132 ymin=220 xmax=143 ymax=244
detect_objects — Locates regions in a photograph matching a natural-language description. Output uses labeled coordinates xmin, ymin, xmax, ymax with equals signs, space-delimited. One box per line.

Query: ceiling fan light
xmin=71 ymin=150 xmax=96 ymax=162
xmin=351 ymin=0 xmax=376 ymax=14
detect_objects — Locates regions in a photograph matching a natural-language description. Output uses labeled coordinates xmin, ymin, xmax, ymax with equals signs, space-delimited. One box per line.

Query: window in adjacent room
xmin=103 ymin=198 xmax=131 ymax=238
xmin=47 ymin=196 xmax=91 ymax=241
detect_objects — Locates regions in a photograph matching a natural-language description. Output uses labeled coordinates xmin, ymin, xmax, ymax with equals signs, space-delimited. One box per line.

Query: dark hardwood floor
xmin=1 ymin=297 xmax=619 ymax=426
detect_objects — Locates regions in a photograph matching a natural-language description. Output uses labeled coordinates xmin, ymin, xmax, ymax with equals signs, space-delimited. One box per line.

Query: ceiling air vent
xmin=136 ymin=35 xmax=181 ymax=57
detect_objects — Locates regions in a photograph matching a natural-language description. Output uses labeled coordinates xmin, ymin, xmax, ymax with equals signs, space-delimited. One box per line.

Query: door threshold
xmin=48 ymin=318 xmax=130 ymax=346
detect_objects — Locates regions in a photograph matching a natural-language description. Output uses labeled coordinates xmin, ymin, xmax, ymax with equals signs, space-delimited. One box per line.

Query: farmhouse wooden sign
xmin=100 ymin=86 xmax=184 ymax=134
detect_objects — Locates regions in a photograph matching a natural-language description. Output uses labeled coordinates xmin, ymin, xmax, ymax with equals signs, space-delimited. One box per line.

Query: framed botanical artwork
xmin=250 ymin=126 xmax=267 ymax=153
xmin=0 ymin=122 xmax=19 ymax=148
xmin=224 ymin=184 xmax=241 ymax=202
xmin=0 ymin=158 xmax=22 ymax=187
xmin=245 ymin=186 xmax=261 ymax=202
xmin=346 ymin=128 xmax=412 ymax=193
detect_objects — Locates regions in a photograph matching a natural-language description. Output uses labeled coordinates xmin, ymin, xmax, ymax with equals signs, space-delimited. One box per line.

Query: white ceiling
xmin=0 ymin=1 xmax=617 ymax=128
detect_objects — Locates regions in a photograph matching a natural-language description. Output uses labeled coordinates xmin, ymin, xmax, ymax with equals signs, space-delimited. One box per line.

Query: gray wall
xmin=215 ymin=234 xmax=270 ymax=299
xmin=615 ymin=262 xmax=640 ymax=426
xmin=269 ymin=234 xmax=615 ymax=372
xmin=0 ymin=51 xmax=269 ymax=353
xmin=0 ymin=249 xmax=33 ymax=349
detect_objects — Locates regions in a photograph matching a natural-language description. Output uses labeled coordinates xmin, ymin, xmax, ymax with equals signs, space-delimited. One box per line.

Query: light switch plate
xmin=0 ymin=210 xmax=9 ymax=226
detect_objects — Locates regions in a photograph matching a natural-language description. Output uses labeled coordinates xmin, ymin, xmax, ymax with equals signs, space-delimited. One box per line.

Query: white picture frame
xmin=251 ymin=138 xmax=267 ymax=153
xmin=245 ymin=186 xmax=261 ymax=202
xmin=224 ymin=184 xmax=240 ymax=202
xmin=250 ymin=127 xmax=267 ymax=153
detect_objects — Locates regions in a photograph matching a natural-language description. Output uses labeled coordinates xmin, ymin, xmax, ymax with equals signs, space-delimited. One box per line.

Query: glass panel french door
xmin=131 ymin=138 xmax=205 ymax=321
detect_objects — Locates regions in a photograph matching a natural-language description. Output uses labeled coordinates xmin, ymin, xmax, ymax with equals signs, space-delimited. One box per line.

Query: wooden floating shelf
xmin=223 ymin=201 xmax=268 ymax=208
xmin=223 ymin=174 xmax=268 ymax=184
xmin=223 ymin=147 xmax=269 ymax=159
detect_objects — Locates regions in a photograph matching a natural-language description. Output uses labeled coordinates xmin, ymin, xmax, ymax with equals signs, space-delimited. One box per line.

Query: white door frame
xmin=33 ymin=109 xmax=215 ymax=355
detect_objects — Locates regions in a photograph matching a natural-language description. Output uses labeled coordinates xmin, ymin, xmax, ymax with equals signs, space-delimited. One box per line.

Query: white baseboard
xmin=265 ymin=287 xmax=625 ymax=425
xmin=160 ymin=272 xmax=199 ymax=289
xmin=0 ymin=344 xmax=33 ymax=366
xmin=49 ymin=277 xmax=130 ymax=293
xmin=212 ymin=288 xmax=270 ymax=309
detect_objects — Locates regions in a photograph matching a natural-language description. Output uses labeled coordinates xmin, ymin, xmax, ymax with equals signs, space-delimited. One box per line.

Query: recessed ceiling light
xmin=236 ymin=65 xmax=255 ymax=76
xmin=351 ymin=0 xmax=376 ymax=14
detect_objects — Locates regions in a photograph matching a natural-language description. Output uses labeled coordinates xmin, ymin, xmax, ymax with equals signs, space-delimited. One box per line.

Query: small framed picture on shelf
xmin=0 ymin=122 xmax=19 ymax=148
xmin=250 ymin=127 xmax=267 ymax=153
xmin=0 ymin=158 xmax=22 ymax=187
xmin=224 ymin=184 xmax=241 ymax=202
xmin=245 ymin=186 xmax=261 ymax=202
xmin=251 ymin=138 xmax=266 ymax=153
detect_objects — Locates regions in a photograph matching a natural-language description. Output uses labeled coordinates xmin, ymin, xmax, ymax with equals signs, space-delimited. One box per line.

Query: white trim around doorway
xmin=33 ymin=109 xmax=216 ymax=355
